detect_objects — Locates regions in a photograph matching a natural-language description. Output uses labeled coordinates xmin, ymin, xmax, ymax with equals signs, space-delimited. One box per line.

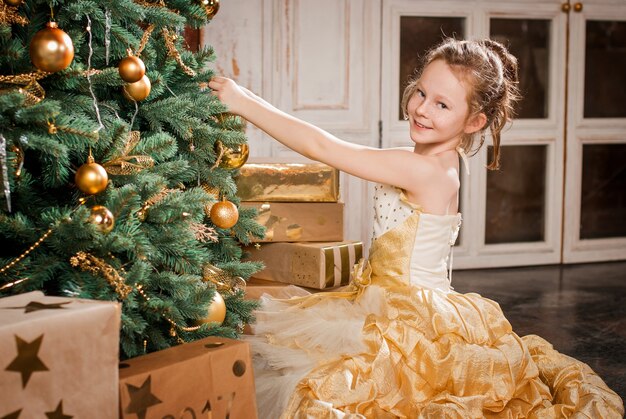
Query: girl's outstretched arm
xmin=208 ymin=77 xmax=440 ymax=190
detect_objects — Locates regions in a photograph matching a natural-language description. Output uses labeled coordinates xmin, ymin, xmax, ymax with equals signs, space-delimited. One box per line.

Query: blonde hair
xmin=401 ymin=38 xmax=521 ymax=170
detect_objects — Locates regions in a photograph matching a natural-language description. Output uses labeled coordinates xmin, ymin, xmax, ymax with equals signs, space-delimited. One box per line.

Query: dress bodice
xmin=369 ymin=184 xmax=461 ymax=291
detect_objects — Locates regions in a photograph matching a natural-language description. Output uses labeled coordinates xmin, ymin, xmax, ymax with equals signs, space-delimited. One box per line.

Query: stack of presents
xmin=0 ymin=292 xmax=257 ymax=418
xmin=0 ymin=161 xmax=361 ymax=418
xmin=237 ymin=161 xmax=362 ymax=298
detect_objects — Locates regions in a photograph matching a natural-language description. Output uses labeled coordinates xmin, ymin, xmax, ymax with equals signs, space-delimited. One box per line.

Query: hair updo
xmin=401 ymin=38 xmax=521 ymax=170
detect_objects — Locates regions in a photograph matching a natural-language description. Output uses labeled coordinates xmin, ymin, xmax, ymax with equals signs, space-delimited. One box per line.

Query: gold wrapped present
xmin=236 ymin=162 xmax=340 ymax=202
xmin=119 ymin=336 xmax=257 ymax=419
xmin=245 ymin=241 xmax=363 ymax=289
xmin=243 ymin=202 xmax=344 ymax=242
xmin=0 ymin=291 xmax=121 ymax=418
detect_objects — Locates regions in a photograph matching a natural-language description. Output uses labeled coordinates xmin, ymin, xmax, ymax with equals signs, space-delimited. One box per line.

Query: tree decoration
xmin=201 ymin=0 xmax=220 ymax=19
xmin=88 ymin=205 xmax=115 ymax=233
xmin=210 ymin=198 xmax=239 ymax=229
xmin=136 ymin=188 xmax=178 ymax=222
xmin=29 ymin=22 xmax=74 ymax=73
xmin=3 ymin=0 xmax=24 ymax=7
xmin=162 ymin=27 xmax=196 ymax=77
xmin=0 ymin=2 xmax=28 ymax=25
xmin=75 ymin=155 xmax=109 ymax=195
xmin=0 ymin=134 xmax=11 ymax=212
xmin=17 ymin=79 xmax=46 ymax=105
xmin=196 ymin=290 xmax=226 ymax=325
xmin=69 ymin=252 xmax=132 ymax=299
xmin=202 ymin=263 xmax=246 ymax=293
xmin=189 ymin=222 xmax=218 ymax=243
xmin=118 ymin=50 xmax=146 ymax=83
xmin=123 ymin=74 xmax=151 ymax=102
xmin=102 ymin=131 xmax=155 ymax=175
xmin=215 ymin=141 xmax=249 ymax=169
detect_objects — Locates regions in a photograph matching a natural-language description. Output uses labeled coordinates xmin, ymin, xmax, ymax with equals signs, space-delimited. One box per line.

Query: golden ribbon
xmin=102 ymin=131 xmax=154 ymax=175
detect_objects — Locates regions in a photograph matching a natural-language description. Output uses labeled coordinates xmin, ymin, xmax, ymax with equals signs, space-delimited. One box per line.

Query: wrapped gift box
xmin=242 ymin=202 xmax=344 ymax=242
xmin=244 ymin=277 xmax=324 ymax=301
xmin=0 ymin=291 xmax=121 ymax=418
xmin=245 ymin=241 xmax=363 ymax=289
xmin=119 ymin=336 xmax=257 ymax=419
xmin=236 ymin=162 xmax=340 ymax=202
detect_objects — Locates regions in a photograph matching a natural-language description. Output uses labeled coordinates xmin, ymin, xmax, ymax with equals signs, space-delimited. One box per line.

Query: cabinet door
xmin=381 ymin=1 xmax=567 ymax=268
xmin=563 ymin=2 xmax=626 ymax=262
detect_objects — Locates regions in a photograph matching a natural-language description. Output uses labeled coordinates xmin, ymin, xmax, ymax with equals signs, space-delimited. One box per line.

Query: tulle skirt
xmin=246 ymin=283 xmax=624 ymax=418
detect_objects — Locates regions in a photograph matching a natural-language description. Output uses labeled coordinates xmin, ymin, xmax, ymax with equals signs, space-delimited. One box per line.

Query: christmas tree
xmin=0 ymin=0 xmax=264 ymax=359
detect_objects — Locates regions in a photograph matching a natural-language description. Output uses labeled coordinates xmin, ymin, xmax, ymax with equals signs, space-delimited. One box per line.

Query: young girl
xmin=209 ymin=38 xmax=623 ymax=418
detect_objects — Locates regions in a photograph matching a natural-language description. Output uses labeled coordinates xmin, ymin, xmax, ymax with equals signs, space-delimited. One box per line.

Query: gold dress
xmin=247 ymin=184 xmax=624 ymax=418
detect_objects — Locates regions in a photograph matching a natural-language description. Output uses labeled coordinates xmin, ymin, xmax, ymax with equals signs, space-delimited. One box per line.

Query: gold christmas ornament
xmin=88 ymin=205 xmax=115 ymax=233
xmin=201 ymin=0 xmax=220 ymax=19
xmin=3 ymin=0 xmax=24 ymax=6
xmin=210 ymin=199 xmax=239 ymax=229
xmin=197 ymin=291 xmax=226 ymax=325
xmin=215 ymin=141 xmax=249 ymax=169
xmin=29 ymin=22 xmax=74 ymax=73
xmin=123 ymin=75 xmax=151 ymax=101
xmin=75 ymin=156 xmax=109 ymax=195
xmin=118 ymin=53 xmax=146 ymax=83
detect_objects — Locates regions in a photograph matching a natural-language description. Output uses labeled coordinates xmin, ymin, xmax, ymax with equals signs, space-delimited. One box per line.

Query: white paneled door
xmin=563 ymin=2 xmax=626 ymax=263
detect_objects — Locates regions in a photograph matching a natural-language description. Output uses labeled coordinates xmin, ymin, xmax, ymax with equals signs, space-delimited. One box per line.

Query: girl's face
xmin=406 ymin=59 xmax=476 ymax=149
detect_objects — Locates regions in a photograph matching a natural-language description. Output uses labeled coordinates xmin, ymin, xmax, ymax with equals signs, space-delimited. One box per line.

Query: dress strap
xmin=456 ymin=146 xmax=470 ymax=176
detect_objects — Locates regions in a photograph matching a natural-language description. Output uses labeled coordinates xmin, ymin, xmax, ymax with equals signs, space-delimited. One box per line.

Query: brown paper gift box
xmin=0 ymin=291 xmax=121 ymax=419
xmin=242 ymin=202 xmax=344 ymax=242
xmin=119 ymin=336 xmax=257 ymax=419
xmin=243 ymin=277 xmax=325 ymax=301
xmin=235 ymin=162 xmax=340 ymax=202
xmin=245 ymin=241 xmax=363 ymax=289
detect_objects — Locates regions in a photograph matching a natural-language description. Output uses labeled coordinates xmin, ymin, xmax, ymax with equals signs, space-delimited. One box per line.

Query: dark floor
xmin=453 ymin=261 xmax=626 ymax=404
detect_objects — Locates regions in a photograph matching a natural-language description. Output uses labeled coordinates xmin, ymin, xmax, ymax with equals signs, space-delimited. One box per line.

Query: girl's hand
xmin=208 ymin=76 xmax=250 ymax=116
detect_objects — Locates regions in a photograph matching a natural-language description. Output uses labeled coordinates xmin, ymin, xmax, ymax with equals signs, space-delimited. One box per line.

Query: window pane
xmin=584 ymin=20 xmax=626 ymax=118
xmin=486 ymin=145 xmax=547 ymax=244
xmin=399 ymin=17 xmax=465 ymax=119
xmin=490 ymin=19 xmax=551 ymax=119
xmin=580 ymin=144 xmax=626 ymax=239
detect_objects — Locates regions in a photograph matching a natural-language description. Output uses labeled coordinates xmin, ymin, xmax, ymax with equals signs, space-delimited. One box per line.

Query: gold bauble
xmin=197 ymin=291 xmax=226 ymax=325
xmin=202 ymin=0 xmax=220 ymax=19
xmin=88 ymin=205 xmax=115 ymax=233
xmin=118 ymin=55 xmax=146 ymax=83
xmin=4 ymin=0 xmax=24 ymax=6
xmin=75 ymin=158 xmax=109 ymax=195
xmin=216 ymin=142 xmax=249 ymax=169
xmin=123 ymin=75 xmax=151 ymax=102
xmin=210 ymin=200 xmax=239 ymax=229
xmin=29 ymin=22 xmax=74 ymax=73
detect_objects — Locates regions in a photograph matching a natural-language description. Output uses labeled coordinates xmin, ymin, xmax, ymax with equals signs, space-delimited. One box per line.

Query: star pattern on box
xmin=6 ymin=301 xmax=71 ymax=313
xmin=45 ymin=401 xmax=72 ymax=419
xmin=1 ymin=409 xmax=22 ymax=419
xmin=125 ymin=375 xmax=162 ymax=419
xmin=5 ymin=334 xmax=49 ymax=388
